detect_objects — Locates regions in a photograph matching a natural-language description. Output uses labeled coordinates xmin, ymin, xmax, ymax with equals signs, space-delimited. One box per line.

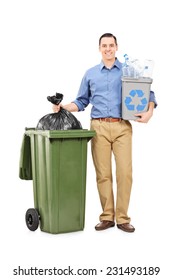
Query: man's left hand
xmin=134 ymin=110 xmax=153 ymax=123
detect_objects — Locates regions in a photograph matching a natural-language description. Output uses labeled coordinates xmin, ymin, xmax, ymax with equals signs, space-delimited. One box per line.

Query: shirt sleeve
xmin=72 ymin=73 xmax=90 ymax=111
xmin=149 ymin=90 xmax=158 ymax=108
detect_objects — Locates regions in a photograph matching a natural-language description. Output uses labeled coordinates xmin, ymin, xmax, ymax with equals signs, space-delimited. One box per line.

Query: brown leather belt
xmin=92 ymin=118 xmax=121 ymax=122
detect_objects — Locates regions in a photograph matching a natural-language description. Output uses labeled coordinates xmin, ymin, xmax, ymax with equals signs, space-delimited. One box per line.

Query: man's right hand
xmin=52 ymin=104 xmax=61 ymax=113
xmin=52 ymin=102 xmax=78 ymax=113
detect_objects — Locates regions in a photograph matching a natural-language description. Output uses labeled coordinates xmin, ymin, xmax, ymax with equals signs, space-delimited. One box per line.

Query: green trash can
xmin=20 ymin=128 xmax=95 ymax=234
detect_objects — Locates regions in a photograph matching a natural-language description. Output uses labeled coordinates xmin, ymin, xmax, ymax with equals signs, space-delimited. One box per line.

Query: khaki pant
xmin=90 ymin=119 xmax=132 ymax=224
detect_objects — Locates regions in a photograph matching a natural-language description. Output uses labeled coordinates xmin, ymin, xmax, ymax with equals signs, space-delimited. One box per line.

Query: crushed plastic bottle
xmin=122 ymin=54 xmax=137 ymax=77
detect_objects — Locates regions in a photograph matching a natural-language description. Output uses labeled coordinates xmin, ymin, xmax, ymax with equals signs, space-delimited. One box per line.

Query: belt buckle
xmin=106 ymin=118 xmax=112 ymax=122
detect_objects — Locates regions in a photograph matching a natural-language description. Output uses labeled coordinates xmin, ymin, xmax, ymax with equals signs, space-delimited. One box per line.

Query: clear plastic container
xmin=142 ymin=59 xmax=154 ymax=78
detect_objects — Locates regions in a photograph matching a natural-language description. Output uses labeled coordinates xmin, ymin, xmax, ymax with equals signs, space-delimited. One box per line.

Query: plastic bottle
xmin=142 ymin=59 xmax=154 ymax=78
xmin=122 ymin=54 xmax=130 ymax=77
xmin=123 ymin=54 xmax=138 ymax=77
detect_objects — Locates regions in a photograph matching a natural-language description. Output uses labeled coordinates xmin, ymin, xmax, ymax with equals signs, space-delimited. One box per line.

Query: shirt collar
xmin=100 ymin=58 xmax=122 ymax=70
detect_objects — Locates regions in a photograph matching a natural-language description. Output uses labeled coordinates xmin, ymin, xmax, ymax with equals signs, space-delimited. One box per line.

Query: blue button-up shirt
xmin=73 ymin=58 xmax=157 ymax=118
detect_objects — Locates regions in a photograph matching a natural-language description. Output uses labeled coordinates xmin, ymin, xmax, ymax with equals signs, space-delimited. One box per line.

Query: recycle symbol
xmin=124 ymin=89 xmax=148 ymax=111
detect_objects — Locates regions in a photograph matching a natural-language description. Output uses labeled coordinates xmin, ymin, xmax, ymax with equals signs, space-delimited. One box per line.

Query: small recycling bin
xmin=121 ymin=77 xmax=152 ymax=120
xmin=20 ymin=128 xmax=95 ymax=234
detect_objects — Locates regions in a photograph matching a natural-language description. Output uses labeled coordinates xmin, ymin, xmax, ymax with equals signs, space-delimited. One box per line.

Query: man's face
xmin=99 ymin=37 xmax=118 ymax=61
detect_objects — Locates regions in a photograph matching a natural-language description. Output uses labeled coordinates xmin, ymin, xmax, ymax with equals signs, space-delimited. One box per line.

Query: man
xmin=53 ymin=33 xmax=157 ymax=233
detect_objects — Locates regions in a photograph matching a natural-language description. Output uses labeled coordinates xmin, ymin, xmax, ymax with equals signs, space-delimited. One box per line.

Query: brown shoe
xmin=95 ymin=220 xmax=115 ymax=231
xmin=117 ymin=223 xmax=135 ymax=233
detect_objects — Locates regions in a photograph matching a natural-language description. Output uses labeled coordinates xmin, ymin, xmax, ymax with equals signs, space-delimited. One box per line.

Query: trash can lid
xmin=25 ymin=128 xmax=96 ymax=139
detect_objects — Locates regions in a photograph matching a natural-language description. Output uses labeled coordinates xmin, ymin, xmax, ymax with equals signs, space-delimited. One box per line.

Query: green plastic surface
xmin=25 ymin=128 xmax=95 ymax=234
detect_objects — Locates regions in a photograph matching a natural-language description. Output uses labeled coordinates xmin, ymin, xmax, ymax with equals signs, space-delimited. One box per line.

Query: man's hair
xmin=99 ymin=33 xmax=117 ymax=46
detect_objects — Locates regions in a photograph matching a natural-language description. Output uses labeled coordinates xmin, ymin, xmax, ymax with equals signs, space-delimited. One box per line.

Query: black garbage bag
xmin=36 ymin=93 xmax=82 ymax=130
xmin=47 ymin=92 xmax=63 ymax=105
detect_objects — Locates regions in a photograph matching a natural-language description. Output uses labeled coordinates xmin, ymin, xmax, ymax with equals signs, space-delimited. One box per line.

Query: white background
xmin=0 ymin=0 xmax=173 ymax=279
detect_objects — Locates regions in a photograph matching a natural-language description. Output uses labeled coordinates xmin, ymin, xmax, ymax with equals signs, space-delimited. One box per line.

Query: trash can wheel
xmin=25 ymin=208 xmax=40 ymax=231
